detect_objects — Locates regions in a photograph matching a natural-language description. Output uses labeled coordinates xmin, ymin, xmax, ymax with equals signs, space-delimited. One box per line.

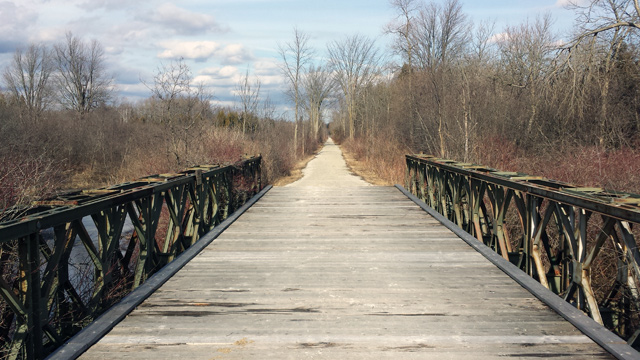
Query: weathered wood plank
xmin=79 ymin=140 xmax=615 ymax=359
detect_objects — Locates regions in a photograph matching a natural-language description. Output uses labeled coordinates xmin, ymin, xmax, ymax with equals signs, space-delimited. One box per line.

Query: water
xmin=41 ymin=216 xmax=134 ymax=297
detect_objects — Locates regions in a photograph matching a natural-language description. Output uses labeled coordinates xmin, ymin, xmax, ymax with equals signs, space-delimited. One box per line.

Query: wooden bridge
xmin=2 ymin=140 xmax=640 ymax=359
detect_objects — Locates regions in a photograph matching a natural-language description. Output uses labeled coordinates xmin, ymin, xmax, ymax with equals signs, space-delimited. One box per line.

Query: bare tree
xmin=410 ymin=0 xmax=469 ymax=156
xmin=235 ymin=69 xmax=261 ymax=135
xmin=458 ymin=20 xmax=495 ymax=161
xmin=470 ymin=20 xmax=496 ymax=64
xmin=411 ymin=0 xmax=469 ymax=69
xmin=303 ymin=65 xmax=334 ymax=140
xmin=497 ymin=14 xmax=556 ymax=136
xmin=386 ymin=0 xmax=419 ymax=72
xmin=386 ymin=0 xmax=420 ymax=147
xmin=144 ymin=58 xmax=212 ymax=165
xmin=564 ymin=0 xmax=640 ymax=145
xmin=327 ymin=34 xmax=383 ymax=139
xmin=2 ymin=43 xmax=54 ymax=121
xmin=566 ymin=0 xmax=640 ymax=44
xmin=260 ymin=93 xmax=277 ymax=121
xmin=144 ymin=58 xmax=210 ymax=124
xmin=54 ymin=32 xmax=113 ymax=115
xmin=278 ymin=28 xmax=313 ymax=157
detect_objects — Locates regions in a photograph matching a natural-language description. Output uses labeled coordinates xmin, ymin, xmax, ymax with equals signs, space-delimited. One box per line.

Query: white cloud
xmin=196 ymin=63 xmax=282 ymax=89
xmin=158 ymin=40 xmax=220 ymax=61
xmin=218 ymin=65 xmax=239 ymax=77
xmin=200 ymin=65 xmax=239 ymax=78
xmin=107 ymin=21 xmax=156 ymax=44
xmin=488 ymin=32 xmax=509 ymax=44
xmin=117 ymin=82 xmax=151 ymax=100
xmin=34 ymin=28 xmax=67 ymax=43
xmin=143 ymin=3 xmax=225 ymax=35
xmin=193 ymin=66 xmax=243 ymax=87
xmin=212 ymin=99 xmax=236 ymax=108
xmin=65 ymin=15 xmax=104 ymax=36
xmin=192 ymin=75 xmax=219 ymax=86
xmin=555 ymin=0 xmax=589 ymax=7
xmin=218 ymin=44 xmax=254 ymax=65
xmin=553 ymin=39 xmax=567 ymax=47
xmin=104 ymin=45 xmax=124 ymax=55
xmin=110 ymin=62 xmax=143 ymax=85
xmin=254 ymin=60 xmax=279 ymax=76
xmin=78 ymin=0 xmax=137 ymax=11
xmin=0 ymin=1 xmax=38 ymax=52
xmin=258 ymin=74 xmax=283 ymax=86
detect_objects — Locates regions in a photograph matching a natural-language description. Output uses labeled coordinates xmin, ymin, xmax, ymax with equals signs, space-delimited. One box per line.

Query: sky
xmin=0 ymin=0 xmax=580 ymax=117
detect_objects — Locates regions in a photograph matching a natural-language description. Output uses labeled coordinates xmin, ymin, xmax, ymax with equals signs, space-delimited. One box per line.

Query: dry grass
xmin=340 ymin=145 xmax=392 ymax=186
xmin=474 ymin=137 xmax=640 ymax=195
xmin=0 ymin=107 xmax=324 ymax=211
xmin=338 ymin=137 xmax=407 ymax=186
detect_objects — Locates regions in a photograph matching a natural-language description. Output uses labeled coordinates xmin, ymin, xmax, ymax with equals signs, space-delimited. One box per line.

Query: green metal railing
xmin=406 ymin=154 xmax=640 ymax=346
xmin=0 ymin=156 xmax=262 ymax=359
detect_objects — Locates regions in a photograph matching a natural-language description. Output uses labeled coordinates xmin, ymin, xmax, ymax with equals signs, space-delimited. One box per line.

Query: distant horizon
xmin=0 ymin=0 xmax=577 ymax=120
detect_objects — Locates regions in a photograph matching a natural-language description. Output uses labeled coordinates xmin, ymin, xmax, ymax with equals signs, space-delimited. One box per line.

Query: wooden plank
xmin=78 ymin=186 xmax=614 ymax=359
xmin=48 ymin=186 xmax=272 ymax=359
xmin=397 ymin=185 xmax=637 ymax=360
xmin=78 ymin=140 xmax=618 ymax=359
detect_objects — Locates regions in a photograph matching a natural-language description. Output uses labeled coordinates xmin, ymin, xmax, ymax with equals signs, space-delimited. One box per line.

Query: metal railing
xmin=0 ymin=156 xmax=262 ymax=359
xmin=406 ymin=154 xmax=640 ymax=346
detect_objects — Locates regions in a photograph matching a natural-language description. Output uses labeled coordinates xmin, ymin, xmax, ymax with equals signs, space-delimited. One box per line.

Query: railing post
xmin=256 ymin=157 xmax=262 ymax=192
xmin=19 ymin=233 xmax=44 ymax=359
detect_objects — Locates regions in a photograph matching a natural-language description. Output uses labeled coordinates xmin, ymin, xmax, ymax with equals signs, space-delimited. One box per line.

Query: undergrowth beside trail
xmin=0 ymin=109 xmax=324 ymax=211
xmin=475 ymin=138 xmax=640 ymax=194
xmin=338 ymin=136 xmax=407 ymax=186
xmin=338 ymin=135 xmax=640 ymax=195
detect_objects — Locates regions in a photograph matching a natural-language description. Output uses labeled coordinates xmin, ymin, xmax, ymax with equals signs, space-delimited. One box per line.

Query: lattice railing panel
xmin=406 ymin=154 xmax=640 ymax=346
xmin=0 ymin=156 xmax=261 ymax=359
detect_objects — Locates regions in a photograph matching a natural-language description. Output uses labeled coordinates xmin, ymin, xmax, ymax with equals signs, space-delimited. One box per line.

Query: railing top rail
xmin=0 ymin=156 xmax=262 ymax=242
xmin=406 ymin=154 xmax=640 ymax=224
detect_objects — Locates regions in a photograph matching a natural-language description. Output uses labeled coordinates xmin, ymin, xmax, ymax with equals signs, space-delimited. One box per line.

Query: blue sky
xmin=0 ymin=0 xmax=578 ymax=116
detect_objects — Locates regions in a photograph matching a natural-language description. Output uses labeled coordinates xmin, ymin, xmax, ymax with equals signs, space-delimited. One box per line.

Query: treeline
xmin=0 ymin=33 xmax=323 ymax=210
xmin=4 ymin=0 xmax=640 ymax=209
xmin=327 ymin=0 xmax=640 ymax=190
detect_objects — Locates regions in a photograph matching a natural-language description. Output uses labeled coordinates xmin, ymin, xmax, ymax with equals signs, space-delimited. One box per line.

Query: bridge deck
xmin=80 ymin=141 xmax=612 ymax=359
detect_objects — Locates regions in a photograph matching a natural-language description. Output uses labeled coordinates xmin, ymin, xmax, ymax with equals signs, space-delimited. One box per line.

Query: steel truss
xmin=0 ymin=157 xmax=262 ymax=359
xmin=406 ymin=154 xmax=640 ymax=346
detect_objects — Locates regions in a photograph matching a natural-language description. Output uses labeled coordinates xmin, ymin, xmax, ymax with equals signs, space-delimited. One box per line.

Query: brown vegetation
xmin=0 ymin=102 xmax=322 ymax=213
xmin=339 ymin=132 xmax=640 ymax=197
xmin=328 ymin=0 xmax=640 ymax=197
xmin=338 ymin=137 xmax=405 ymax=186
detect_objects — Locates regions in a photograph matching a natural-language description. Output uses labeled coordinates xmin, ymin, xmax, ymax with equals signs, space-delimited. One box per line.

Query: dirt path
xmin=287 ymin=138 xmax=370 ymax=188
